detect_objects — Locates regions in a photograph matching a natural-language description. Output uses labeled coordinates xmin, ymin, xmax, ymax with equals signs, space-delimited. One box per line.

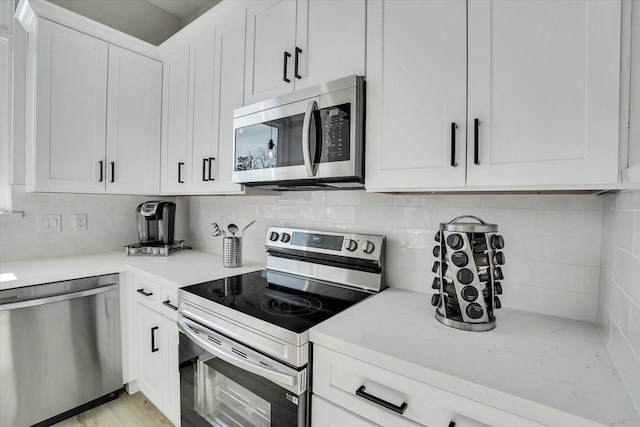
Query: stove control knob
xmin=269 ymin=231 xmax=280 ymax=242
xmin=280 ymin=233 xmax=291 ymax=243
xmin=345 ymin=239 xmax=358 ymax=252
xmin=362 ymin=241 xmax=375 ymax=254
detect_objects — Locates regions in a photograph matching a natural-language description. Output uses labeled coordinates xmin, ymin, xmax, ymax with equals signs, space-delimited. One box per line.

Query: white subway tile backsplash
xmin=504 ymin=284 xmax=598 ymax=323
xmin=536 ymin=209 xmax=603 ymax=238
xmin=1 ymin=186 xmax=157 ymax=261
xmin=357 ymin=206 xmax=433 ymax=228
xmin=599 ymin=189 xmax=640 ymax=413
xmin=535 ymin=263 xmax=600 ymax=295
xmin=178 ymin=191 xmax=603 ymax=324
xmin=539 ymin=237 xmax=602 ymax=267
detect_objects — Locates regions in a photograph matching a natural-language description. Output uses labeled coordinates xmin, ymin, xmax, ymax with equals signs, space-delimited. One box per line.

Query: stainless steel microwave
xmin=232 ymin=76 xmax=364 ymax=190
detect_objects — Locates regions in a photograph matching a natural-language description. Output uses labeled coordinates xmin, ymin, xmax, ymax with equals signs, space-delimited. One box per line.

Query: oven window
xmin=196 ymin=359 xmax=271 ymax=427
xmin=180 ymin=333 xmax=305 ymax=427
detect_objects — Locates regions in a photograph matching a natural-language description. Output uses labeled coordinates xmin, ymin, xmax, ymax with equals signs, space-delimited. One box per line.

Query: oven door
xmin=178 ymin=317 xmax=308 ymax=427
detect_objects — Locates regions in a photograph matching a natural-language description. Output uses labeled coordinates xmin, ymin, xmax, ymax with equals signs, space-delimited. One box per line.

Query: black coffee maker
xmin=136 ymin=201 xmax=176 ymax=245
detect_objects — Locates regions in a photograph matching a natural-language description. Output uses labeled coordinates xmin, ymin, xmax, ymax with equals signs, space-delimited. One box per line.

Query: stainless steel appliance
xmin=126 ymin=200 xmax=184 ymax=256
xmin=431 ymin=216 xmax=505 ymax=331
xmin=232 ymin=76 xmax=365 ymax=190
xmin=178 ymin=227 xmax=386 ymax=427
xmin=0 ymin=274 xmax=122 ymax=427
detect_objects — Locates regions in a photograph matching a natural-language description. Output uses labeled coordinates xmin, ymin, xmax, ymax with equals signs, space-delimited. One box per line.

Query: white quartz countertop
xmin=0 ymin=250 xmax=264 ymax=290
xmin=310 ymin=288 xmax=640 ymax=427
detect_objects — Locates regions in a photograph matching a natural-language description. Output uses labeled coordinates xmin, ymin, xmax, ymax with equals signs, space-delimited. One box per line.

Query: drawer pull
xmin=136 ymin=288 xmax=153 ymax=297
xmin=355 ymin=385 xmax=408 ymax=415
xmin=163 ymin=299 xmax=178 ymax=311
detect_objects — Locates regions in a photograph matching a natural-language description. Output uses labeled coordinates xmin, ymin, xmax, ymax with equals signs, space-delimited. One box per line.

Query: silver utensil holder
xmin=223 ymin=237 xmax=242 ymax=267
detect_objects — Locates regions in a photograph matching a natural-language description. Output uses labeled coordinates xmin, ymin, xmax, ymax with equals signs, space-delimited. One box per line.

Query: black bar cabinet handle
xmin=136 ymin=288 xmax=153 ymax=297
xmin=98 ymin=161 xmax=103 ymax=182
xmin=474 ymin=118 xmax=480 ymax=165
xmin=110 ymin=161 xmax=115 ymax=182
xmin=178 ymin=162 xmax=184 ymax=183
xmin=202 ymin=158 xmax=209 ymax=181
xmin=283 ymin=51 xmax=291 ymax=83
xmin=294 ymin=47 xmax=302 ymax=79
xmin=208 ymin=157 xmax=215 ymax=181
xmin=355 ymin=385 xmax=408 ymax=414
xmin=163 ymin=300 xmax=178 ymax=311
xmin=151 ymin=326 xmax=159 ymax=353
xmin=450 ymin=122 xmax=457 ymax=167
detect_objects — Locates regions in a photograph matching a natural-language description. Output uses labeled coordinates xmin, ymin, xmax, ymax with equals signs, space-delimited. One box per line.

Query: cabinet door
xmin=162 ymin=317 xmax=180 ymax=426
xmin=312 ymin=395 xmax=381 ymax=427
xmin=294 ymin=0 xmax=366 ymax=91
xmin=245 ymin=0 xmax=296 ymax=104
xmin=161 ymin=46 xmax=190 ymax=194
xmin=34 ymin=19 xmax=107 ymax=193
xmin=467 ymin=0 xmax=621 ymax=187
xmin=209 ymin=7 xmax=247 ymax=193
xmin=136 ymin=303 xmax=164 ymax=410
xmin=106 ymin=45 xmax=162 ymax=194
xmin=187 ymin=30 xmax=218 ymax=191
xmin=365 ymin=0 xmax=467 ymax=191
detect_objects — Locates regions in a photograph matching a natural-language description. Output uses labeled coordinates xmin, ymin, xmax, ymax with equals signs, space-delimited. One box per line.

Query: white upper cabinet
xmin=466 ymin=0 xmax=621 ymax=188
xmin=31 ymin=18 xmax=108 ymax=193
xmin=366 ymin=0 xmax=623 ymax=192
xmin=245 ymin=0 xmax=365 ymax=104
xmin=294 ymin=0 xmax=366 ymax=91
xmin=366 ymin=0 xmax=467 ymax=191
xmin=161 ymin=47 xmax=190 ymax=193
xmin=160 ymin=6 xmax=245 ymax=194
xmin=25 ymin=18 xmax=162 ymax=194
xmin=245 ymin=0 xmax=297 ymax=104
xmin=106 ymin=45 xmax=162 ymax=194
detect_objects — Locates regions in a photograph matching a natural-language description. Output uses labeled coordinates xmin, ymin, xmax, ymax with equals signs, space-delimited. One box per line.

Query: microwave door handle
xmin=302 ymin=100 xmax=319 ymax=177
xmin=177 ymin=318 xmax=297 ymax=388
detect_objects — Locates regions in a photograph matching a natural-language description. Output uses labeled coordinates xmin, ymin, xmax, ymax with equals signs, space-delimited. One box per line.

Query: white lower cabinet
xmin=312 ymin=395 xmax=379 ymax=427
xmin=127 ymin=274 xmax=180 ymax=426
xmin=311 ymin=345 xmax=540 ymax=427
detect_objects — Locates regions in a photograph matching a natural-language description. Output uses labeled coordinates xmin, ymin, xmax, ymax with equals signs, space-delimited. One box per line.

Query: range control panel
xmin=265 ymin=227 xmax=385 ymax=261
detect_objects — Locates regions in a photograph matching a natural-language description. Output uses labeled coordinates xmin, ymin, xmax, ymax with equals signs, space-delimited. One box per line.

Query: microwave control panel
xmin=320 ymin=103 xmax=351 ymax=163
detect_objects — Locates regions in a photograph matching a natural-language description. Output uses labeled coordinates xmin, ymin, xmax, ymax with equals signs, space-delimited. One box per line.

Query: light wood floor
xmin=53 ymin=391 xmax=173 ymax=427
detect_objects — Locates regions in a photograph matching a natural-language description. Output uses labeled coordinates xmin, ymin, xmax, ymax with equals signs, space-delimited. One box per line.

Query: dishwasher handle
xmin=0 ymin=284 xmax=118 ymax=311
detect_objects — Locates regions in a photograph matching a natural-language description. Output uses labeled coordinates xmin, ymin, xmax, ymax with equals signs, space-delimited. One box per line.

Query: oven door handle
xmin=302 ymin=99 xmax=319 ymax=177
xmin=177 ymin=318 xmax=300 ymax=389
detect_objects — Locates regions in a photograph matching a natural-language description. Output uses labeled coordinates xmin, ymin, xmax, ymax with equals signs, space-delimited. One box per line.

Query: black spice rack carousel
xmin=431 ymin=215 xmax=505 ymax=332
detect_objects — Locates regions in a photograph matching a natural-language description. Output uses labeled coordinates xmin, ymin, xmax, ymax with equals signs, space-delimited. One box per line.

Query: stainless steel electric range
xmin=177 ymin=226 xmax=386 ymax=427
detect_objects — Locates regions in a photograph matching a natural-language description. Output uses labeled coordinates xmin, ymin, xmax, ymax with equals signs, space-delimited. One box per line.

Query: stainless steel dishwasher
xmin=0 ymin=274 xmax=122 ymax=427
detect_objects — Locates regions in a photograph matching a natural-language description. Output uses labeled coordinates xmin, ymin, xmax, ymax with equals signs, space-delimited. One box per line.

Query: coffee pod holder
xmin=431 ymin=215 xmax=505 ymax=332
xmin=223 ymin=237 xmax=242 ymax=268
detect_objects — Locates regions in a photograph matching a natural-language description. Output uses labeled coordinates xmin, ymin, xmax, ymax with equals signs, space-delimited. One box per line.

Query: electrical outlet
xmin=73 ymin=214 xmax=88 ymax=231
xmin=38 ymin=214 xmax=61 ymax=232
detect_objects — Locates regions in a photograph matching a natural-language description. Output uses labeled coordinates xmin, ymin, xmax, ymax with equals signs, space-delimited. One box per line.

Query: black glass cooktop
xmin=181 ymin=270 xmax=372 ymax=333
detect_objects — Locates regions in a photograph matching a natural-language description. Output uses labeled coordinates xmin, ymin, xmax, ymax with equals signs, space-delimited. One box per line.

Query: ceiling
xmin=145 ymin=0 xmax=219 ymax=20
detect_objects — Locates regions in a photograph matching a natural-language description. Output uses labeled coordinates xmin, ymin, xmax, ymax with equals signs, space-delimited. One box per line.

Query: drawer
xmin=312 ymin=345 xmax=539 ymax=427
xmin=160 ymin=285 xmax=179 ymax=321
xmin=312 ymin=395 xmax=381 ymax=427
xmin=133 ymin=275 xmax=162 ymax=310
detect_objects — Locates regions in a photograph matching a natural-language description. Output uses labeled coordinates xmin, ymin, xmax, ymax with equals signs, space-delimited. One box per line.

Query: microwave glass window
xmin=236 ymin=113 xmax=318 ymax=171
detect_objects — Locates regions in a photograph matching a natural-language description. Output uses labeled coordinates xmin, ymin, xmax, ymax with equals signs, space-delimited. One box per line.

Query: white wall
xmin=179 ymin=191 xmax=604 ymax=323
xmin=598 ymin=191 xmax=640 ymax=414
xmin=0 ymin=186 xmax=180 ymax=261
